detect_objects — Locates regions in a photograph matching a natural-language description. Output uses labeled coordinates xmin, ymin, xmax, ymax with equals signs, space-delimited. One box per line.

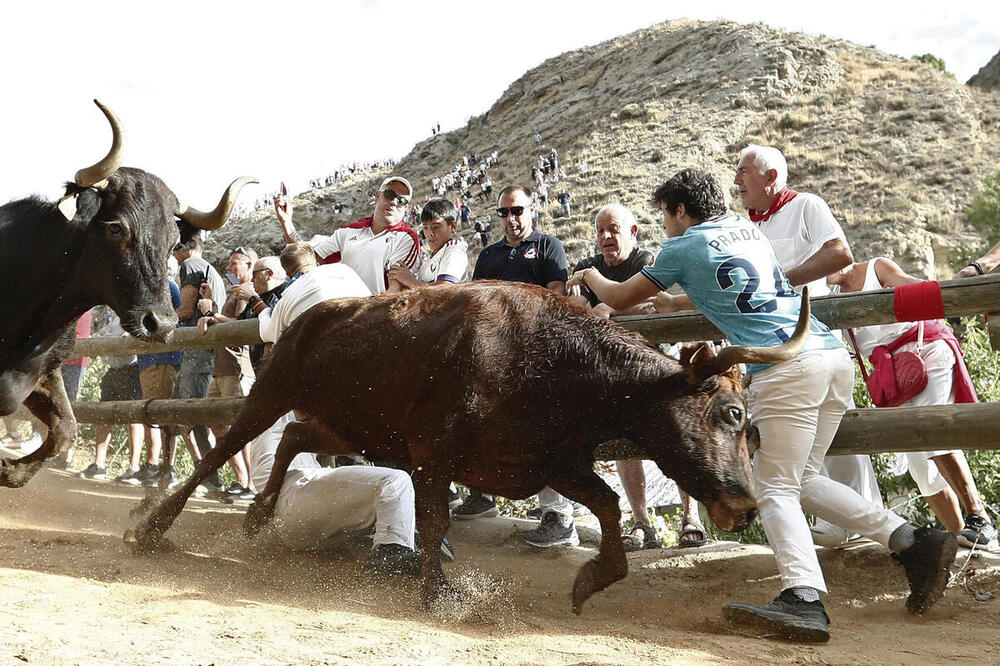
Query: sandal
xmin=622 ymin=523 xmax=663 ymax=552
xmin=678 ymin=522 xmax=708 ymax=548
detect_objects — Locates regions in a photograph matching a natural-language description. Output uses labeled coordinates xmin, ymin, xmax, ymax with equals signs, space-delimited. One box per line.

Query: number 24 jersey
xmin=640 ymin=214 xmax=842 ymax=373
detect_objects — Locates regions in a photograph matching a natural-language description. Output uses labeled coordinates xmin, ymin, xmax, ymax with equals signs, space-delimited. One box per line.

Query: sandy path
xmin=0 ymin=459 xmax=997 ymax=665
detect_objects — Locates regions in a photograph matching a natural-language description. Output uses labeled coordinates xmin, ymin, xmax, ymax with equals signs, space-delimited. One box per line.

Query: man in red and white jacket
xmin=275 ymin=176 xmax=420 ymax=294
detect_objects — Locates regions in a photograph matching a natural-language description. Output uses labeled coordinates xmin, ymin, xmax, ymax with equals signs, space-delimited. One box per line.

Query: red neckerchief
xmin=748 ymin=188 xmax=799 ymax=223
xmin=321 ymin=216 xmax=421 ymax=266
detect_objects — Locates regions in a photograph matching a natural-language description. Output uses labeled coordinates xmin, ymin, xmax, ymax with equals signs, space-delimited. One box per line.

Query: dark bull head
xmin=62 ymin=100 xmax=256 ymax=341
xmin=634 ymin=289 xmax=812 ymax=532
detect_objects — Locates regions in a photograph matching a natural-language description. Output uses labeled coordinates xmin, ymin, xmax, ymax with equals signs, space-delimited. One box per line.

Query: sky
xmin=2 ymin=1 xmax=997 ymax=207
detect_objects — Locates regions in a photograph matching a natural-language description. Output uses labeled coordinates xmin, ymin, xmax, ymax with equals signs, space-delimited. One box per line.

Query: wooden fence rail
xmin=66 ymin=398 xmax=1000 ymax=459
xmin=71 ymin=274 xmax=1000 ymax=356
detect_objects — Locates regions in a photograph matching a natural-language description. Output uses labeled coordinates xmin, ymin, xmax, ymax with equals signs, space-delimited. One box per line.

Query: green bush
xmin=966 ymin=167 xmax=1000 ymax=247
xmin=912 ymin=53 xmax=951 ymax=76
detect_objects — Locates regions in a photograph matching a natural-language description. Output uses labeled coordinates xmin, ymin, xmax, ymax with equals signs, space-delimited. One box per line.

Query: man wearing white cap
xmin=275 ymin=176 xmax=420 ymax=294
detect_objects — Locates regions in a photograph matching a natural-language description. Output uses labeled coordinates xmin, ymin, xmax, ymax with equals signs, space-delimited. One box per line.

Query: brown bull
xmin=128 ymin=281 xmax=809 ymax=613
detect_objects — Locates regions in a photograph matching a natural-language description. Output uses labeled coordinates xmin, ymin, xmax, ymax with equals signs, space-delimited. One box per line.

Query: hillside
xmin=969 ymin=48 xmax=1000 ymax=91
xmin=209 ymin=19 xmax=1000 ymax=279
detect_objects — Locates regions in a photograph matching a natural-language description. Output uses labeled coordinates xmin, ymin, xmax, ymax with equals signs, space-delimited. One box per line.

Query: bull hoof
xmin=128 ymin=490 xmax=165 ymax=519
xmin=571 ymin=556 xmax=628 ymax=615
xmin=243 ymin=495 xmax=277 ymax=538
xmin=123 ymin=526 xmax=174 ymax=554
xmin=0 ymin=458 xmax=43 ymax=488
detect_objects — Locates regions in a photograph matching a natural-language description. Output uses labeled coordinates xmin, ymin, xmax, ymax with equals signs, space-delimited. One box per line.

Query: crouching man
xmin=246 ymin=242 xmax=423 ymax=575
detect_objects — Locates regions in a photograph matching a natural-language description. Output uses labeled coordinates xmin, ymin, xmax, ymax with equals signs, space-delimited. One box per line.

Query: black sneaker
xmin=362 ymin=543 xmax=422 ymax=577
xmin=79 ymin=463 xmax=107 ymax=480
xmin=723 ymin=589 xmax=830 ymax=643
xmin=521 ymin=512 xmax=579 ymax=548
xmin=136 ymin=463 xmax=160 ymax=486
xmin=452 ymin=494 xmax=498 ymax=520
xmin=892 ymin=527 xmax=958 ymax=615
xmin=116 ymin=468 xmax=141 ymax=485
xmin=226 ymin=484 xmax=257 ymax=501
xmin=957 ymin=514 xmax=999 ymax=549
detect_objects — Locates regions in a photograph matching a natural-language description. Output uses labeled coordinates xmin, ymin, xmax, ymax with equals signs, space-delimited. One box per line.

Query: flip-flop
xmin=678 ymin=522 xmax=708 ymax=548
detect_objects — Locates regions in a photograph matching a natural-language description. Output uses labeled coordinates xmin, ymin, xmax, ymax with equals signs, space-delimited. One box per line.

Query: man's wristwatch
xmin=969 ymin=261 xmax=985 ymax=275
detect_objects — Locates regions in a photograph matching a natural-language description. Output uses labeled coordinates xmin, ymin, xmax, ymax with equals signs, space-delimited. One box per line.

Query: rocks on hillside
xmin=968 ymin=49 xmax=1000 ymax=91
xmin=210 ymin=19 xmax=1000 ymax=279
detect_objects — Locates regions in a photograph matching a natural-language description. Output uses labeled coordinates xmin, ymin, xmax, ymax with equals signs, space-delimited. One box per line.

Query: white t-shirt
xmin=258 ymin=263 xmax=372 ymax=344
xmin=417 ymin=238 xmax=469 ymax=284
xmin=755 ymin=192 xmax=846 ymax=297
xmin=309 ymin=222 xmax=419 ymax=294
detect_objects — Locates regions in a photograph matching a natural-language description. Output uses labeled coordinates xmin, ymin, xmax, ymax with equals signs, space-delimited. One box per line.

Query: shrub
xmin=966 ymin=167 xmax=1000 ymax=247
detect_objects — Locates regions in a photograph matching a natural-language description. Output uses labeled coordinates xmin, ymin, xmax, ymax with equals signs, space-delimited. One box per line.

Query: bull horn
xmin=711 ymin=286 xmax=812 ymax=372
xmin=176 ymin=176 xmax=258 ymax=230
xmin=74 ymin=99 xmax=125 ymax=188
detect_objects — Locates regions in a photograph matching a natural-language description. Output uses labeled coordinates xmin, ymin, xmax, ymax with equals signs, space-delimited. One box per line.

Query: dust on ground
xmin=1 ymin=457 xmax=997 ymax=665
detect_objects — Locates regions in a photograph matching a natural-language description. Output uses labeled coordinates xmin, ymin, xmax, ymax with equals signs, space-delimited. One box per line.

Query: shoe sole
xmin=452 ymin=508 xmax=499 ymax=520
xmin=907 ymin=532 xmax=959 ymax=615
xmin=723 ymin=604 xmax=830 ymax=643
xmin=522 ymin=535 xmax=580 ymax=548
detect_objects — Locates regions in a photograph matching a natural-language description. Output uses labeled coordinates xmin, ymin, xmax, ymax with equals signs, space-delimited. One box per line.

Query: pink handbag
xmin=847 ymin=324 xmax=929 ymax=408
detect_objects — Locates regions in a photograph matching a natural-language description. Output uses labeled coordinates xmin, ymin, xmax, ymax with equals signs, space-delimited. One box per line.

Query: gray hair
xmin=255 ymin=255 xmax=285 ymax=278
xmin=594 ymin=203 xmax=638 ymax=235
xmin=740 ymin=144 xmax=788 ymax=190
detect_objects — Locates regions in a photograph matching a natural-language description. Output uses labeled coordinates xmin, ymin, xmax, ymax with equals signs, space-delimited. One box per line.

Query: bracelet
xmin=969 ymin=261 xmax=985 ymax=275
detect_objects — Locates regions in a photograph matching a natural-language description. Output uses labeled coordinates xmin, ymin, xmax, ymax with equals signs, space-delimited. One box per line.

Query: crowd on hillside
xmin=6 ymin=141 xmax=999 ymax=644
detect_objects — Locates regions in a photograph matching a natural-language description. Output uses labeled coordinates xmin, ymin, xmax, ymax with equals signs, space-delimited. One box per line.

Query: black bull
xmin=129 ymin=281 xmax=811 ymax=614
xmin=0 ymin=100 xmax=255 ymax=488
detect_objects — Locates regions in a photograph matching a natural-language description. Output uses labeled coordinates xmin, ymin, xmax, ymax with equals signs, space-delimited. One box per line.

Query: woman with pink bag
xmin=828 ymin=258 xmax=997 ymax=550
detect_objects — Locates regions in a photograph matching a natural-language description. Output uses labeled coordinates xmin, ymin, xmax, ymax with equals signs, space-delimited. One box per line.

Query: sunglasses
xmin=380 ymin=189 xmax=410 ymax=206
xmin=497 ymin=206 xmax=525 ymax=218
xmin=252 ymin=267 xmax=272 ymax=275
xmin=231 ymin=246 xmax=251 ymax=258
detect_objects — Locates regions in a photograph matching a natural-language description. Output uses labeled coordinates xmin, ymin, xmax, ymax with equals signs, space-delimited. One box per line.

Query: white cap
xmin=378 ymin=176 xmax=413 ymax=198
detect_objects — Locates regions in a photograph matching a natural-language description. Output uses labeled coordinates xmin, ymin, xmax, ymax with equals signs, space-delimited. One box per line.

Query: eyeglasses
xmin=497 ymin=206 xmax=525 ymax=218
xmin=252 ymin=268 xmax=272 ymax=275
xmin=380 ymin=189 xmax=410 ymax=206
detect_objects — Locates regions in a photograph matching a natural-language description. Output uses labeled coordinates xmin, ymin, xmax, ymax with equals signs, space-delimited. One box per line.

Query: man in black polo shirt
xmin=455 ymin=185 xmax=577 ymax=549
xmin=471 ymin=185 xmax=567 ymax=293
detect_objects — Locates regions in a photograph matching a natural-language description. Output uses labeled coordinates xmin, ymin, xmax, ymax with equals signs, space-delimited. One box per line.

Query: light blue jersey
xmin=641 ymin=214 xmax=842 ymax=373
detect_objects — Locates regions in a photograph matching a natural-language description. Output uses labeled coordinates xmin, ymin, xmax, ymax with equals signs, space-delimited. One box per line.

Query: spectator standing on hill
xmin=533 ymin=131 xmax=541 ymax=144
xmin=557 ymin=191 xmax=571 ymax=217
xmin=463 ymin=185 xmax=576 ymax=548
xmin=276 ymin=176 xmax=420 ymax=294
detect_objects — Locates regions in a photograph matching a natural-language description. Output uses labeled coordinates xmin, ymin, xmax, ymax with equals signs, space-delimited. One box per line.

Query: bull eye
xmin=106 ymin=221 xmax=124 ymax=236
xmin=727 ymin=406 xmax=743 ymax=425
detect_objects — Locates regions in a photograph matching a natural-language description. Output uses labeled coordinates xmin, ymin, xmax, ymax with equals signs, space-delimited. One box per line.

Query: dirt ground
xmin=1 ymin=456 xmax=998 ymax=665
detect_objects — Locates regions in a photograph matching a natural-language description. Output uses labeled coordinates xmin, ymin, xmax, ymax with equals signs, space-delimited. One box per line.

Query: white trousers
xmin=749 ymin=348 xmax=906 ymax=593
xmin=893 ymin=339 xmax=959 ymax=498
xmin=250 ymin=416 xmax=416 ymax=552
xmin=539 ymin=487 xmax=573 ymax=523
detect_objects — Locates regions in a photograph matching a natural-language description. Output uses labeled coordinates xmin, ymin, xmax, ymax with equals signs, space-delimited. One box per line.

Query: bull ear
xmin=679 ymin=342 xmax=719 ymax=384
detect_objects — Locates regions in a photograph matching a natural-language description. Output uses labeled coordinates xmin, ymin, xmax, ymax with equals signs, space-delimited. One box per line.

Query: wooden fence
xmin=65 ymin=274 xmax=1000 ymax=458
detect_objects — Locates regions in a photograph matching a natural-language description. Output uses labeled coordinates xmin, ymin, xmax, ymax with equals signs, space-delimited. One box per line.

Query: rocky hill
xmin=209 ymin=19 xmax=1000 ymax=279
xmin=969 ymin=49 xmax=1000 ymax=91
